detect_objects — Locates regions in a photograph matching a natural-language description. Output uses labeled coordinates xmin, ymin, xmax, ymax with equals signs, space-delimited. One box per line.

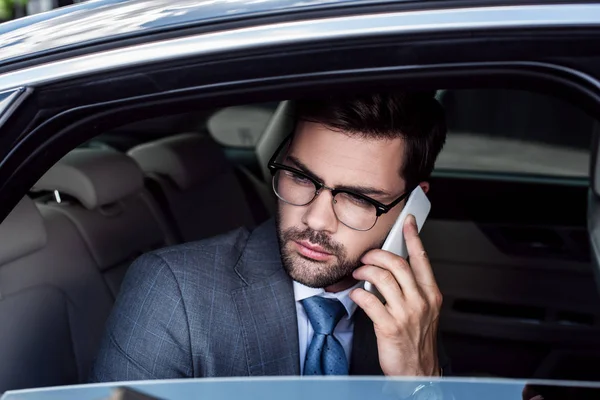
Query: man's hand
xmin=349 ymin=214 xmax=442 ymax=377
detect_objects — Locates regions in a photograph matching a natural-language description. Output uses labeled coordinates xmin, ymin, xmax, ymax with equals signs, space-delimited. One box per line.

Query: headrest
xmin=207 ymin=105 xmax=275 ymax=147
xmin=33 ymin=148 xmax=144 ymax=210
xmin=128 ymin=133 xmax=228 ymax=190
xmin=0 ymin=196 xmax=47 ymax=265
xmin=256 ymin=101 xmax=295 ymax=183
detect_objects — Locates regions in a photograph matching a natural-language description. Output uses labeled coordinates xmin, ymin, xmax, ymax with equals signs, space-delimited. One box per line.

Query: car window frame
xmin=1 ymin=10 xmax=600 ymax=222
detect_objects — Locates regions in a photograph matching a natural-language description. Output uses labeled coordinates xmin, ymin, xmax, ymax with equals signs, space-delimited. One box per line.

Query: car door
xmin=2 ymin=0 xmax=600 ymax=392
xmin=423 ymin=88 xmax=600 ymax=379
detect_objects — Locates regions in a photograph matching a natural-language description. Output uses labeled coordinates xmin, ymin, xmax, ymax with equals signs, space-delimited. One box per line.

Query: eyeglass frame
xmin=267 ymin=135 xmax=411 ymax=230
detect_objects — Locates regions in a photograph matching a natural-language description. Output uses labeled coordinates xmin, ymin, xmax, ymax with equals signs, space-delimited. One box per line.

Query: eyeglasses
xmin=267 ymin=136 xmax=409 ymax=231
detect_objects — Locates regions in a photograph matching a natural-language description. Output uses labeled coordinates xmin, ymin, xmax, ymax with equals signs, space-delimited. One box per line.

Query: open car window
xmin=436 ymin=89 xmax=592 ymax=178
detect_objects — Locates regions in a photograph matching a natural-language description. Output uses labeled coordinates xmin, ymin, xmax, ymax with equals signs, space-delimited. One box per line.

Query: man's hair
xmin=293 ymin=92 xmax=447 ymax=191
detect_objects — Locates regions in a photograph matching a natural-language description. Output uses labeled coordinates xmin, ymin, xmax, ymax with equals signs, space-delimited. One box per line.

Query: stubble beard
xmin=275 ymin=213 xmax=365 ymax=288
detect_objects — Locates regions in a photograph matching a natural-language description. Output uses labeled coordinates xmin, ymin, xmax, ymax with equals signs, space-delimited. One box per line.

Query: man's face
xmin=276 ymin=121 xmax=409 ymax=290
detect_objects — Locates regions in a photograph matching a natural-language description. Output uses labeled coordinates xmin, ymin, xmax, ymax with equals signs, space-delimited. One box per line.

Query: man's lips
xmin=293 ymin=240 xmax=333 ymax=261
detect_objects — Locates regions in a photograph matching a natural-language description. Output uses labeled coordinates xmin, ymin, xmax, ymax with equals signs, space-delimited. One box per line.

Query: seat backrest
xmin=32 ymin=148 xmax=176 ymax=297
xmin=0 ymin=196 xmax=114 ymax=392
xmin=128 ymin=133 xmax=258 ymax=242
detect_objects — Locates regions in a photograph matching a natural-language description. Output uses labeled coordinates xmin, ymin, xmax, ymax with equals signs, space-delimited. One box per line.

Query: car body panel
xmin=0 ymin=376 xmax=588 ymax=400
xmin=0 ymin=0 xmax=600 ymax=391
xmin=0 ymin=0 xmax=383 ymax=66
xmin=0 ymin=87 xmax=29 ymax=129
xmin=1 ymin=3 xmax=600 ymax=93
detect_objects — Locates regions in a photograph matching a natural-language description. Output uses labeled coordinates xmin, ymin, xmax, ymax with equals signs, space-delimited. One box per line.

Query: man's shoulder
xmin=92 ymin=227 xmax=263 ymax=382
xmin=124 ymin=218 xmax=280 ymax=296
xmin=148 ymin=226 xmax=252 ymax=277
xmin=157 ymin=226 xmax=250 ymax=260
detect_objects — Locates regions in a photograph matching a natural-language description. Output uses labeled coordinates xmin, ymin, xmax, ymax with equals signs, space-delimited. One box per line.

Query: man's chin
xmin=283 ymin=253 xmax=350 ymax=289
xmin=296 ymin=252 xmax=331 ymax=264
xmin=291 ymin=273 xmax=357 ymax=290
xmin=290 ymin=274 xmax=343 ymax=289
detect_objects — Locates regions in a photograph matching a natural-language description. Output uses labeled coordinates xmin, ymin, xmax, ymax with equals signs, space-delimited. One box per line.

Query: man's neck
xmin=325 ymin=277 xmax=359 ymax=293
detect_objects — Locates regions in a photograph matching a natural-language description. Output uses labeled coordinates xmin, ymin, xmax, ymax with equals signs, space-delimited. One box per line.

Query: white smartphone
xmin=363 ymin=185 xmax=431 ymax=297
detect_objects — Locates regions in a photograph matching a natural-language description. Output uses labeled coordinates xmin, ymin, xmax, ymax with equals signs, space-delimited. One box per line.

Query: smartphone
xmin=363 ymin=185 xmax=431 ymax=298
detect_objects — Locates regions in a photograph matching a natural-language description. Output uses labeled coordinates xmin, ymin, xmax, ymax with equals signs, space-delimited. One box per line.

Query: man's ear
xmin=419 ymin=181 xmax=430 ymax=194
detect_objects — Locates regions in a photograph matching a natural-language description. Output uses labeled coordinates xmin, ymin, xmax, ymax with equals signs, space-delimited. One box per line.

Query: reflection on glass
xmin=105 ymin=387 xmax=162 ymax=400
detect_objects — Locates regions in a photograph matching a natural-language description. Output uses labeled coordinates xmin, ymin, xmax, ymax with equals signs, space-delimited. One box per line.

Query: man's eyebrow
xmin=336 ymin=184 xmax=394 ymax=199
xmin=286 ymin=155 xmax=394 ymax=199
xmin=286 ymin=156 xmax=323 ymax=181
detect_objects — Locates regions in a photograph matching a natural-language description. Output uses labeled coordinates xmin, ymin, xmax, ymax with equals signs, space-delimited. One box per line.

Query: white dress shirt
xmin=293 ymin=280 xmax=363 ymax=374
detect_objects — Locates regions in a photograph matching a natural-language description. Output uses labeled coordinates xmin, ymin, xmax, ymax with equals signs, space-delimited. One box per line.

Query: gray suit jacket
xmin=90 ymin=219 xmax=450 ymax=382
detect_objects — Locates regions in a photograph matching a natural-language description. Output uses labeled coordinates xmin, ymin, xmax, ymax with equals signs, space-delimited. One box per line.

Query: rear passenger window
xmin=207 ymin=103 xmax=279 ymax=148
xmin=436 ymin=89 xmax=593 ymax=178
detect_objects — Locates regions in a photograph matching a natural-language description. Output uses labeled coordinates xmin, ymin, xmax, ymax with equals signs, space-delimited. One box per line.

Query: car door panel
xmin=423 ymin=176 xmax=600 ymax=379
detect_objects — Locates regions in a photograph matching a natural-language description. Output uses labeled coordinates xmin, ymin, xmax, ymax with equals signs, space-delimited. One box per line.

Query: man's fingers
xmin=403 ymin=214 xmax=438 ymax=288
xmin=353 ymin=264 xmax=405 ymax=307
xmin=350 ymin=288 xmax=395 ymax=326
xmin=359 ymin=250 xmax=419 ymax=298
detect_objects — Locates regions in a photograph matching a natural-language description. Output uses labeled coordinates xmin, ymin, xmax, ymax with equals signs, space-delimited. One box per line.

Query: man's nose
xmin=301 ymin=190 xmax=338 ymax=233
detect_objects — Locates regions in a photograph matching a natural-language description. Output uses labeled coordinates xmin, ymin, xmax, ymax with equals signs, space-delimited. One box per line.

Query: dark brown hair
xmin=294 ymin=92 xmax=447 ymax=191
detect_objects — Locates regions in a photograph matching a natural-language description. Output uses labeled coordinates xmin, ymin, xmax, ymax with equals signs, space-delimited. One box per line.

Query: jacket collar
xmin=234 ymin=218 xmax=283 ymax=284
xmin=231 ymin=218 xmax=301 ymax=376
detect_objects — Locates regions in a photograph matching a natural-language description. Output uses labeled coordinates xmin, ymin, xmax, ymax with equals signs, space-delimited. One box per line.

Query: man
xmin=90 ymin=92 xmax=449 ymax=383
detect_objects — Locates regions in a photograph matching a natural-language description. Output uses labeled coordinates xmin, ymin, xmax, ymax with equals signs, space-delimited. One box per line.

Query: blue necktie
xmin=301 ymin=296 xmax=349 ymax=375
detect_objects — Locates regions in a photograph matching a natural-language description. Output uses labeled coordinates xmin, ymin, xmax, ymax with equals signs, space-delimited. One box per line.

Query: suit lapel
xmin=350 ymin=308 xmax=383 ymax=375
xmin=232 ymin=219 xmax=301 ymax=376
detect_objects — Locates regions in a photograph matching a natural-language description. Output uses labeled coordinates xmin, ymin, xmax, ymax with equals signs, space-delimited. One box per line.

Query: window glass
xmin=436 ymin=89 xmax=593 ymax=177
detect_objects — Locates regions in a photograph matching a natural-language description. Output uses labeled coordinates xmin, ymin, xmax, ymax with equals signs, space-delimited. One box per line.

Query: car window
xmin=78 ymin=103 xmax=280 ymax=153
xmin=436 ymin=89 xmax=593 ymax=178
xmin=4 ymin=90 xmax=600 ymax=395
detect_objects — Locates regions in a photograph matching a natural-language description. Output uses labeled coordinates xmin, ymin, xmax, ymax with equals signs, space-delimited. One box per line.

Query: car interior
xmin=1 ymin=88 xmax=600 ymax=393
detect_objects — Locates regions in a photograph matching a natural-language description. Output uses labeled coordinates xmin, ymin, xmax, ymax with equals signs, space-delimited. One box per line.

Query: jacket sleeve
xmin=89 ymin=252 xmax=193 ymax=382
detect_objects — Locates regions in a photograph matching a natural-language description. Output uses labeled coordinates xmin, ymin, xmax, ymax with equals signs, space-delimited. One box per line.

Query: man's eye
xmin=342 ymin=193 xmax=371 ymax=208
xmin=285 ymin=171 xmax=312 ymax=185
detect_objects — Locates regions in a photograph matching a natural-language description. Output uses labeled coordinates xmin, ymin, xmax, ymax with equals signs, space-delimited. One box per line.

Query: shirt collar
xmin=293 ymin=280 xmax=363 ymax=320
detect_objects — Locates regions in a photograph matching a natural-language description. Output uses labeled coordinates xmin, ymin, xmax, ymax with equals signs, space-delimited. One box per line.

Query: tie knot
xmin=301 ymin=296 xmax=346 ymax=335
